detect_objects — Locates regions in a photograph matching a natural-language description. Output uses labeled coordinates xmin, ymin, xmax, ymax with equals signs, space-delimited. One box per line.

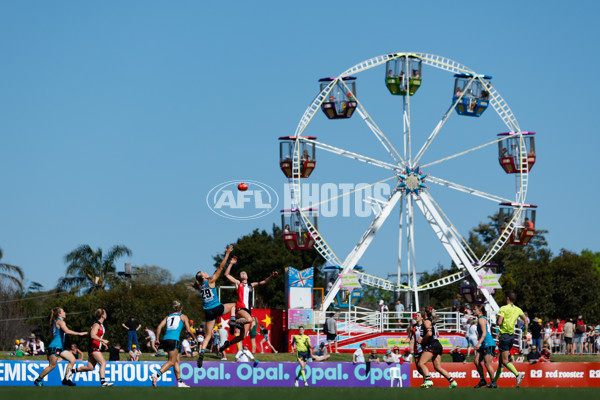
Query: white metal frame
xmin=288 ymin=53 xmax=530 ymax=313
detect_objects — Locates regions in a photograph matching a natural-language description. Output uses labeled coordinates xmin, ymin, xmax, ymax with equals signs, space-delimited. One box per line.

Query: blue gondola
xmin=452 ymin=74 xmax=492 ymax=117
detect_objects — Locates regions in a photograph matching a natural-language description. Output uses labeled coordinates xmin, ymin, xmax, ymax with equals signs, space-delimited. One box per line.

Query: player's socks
xmin=505 ymin=362 xmax=518 ymax=376
xmin=301 ymin=369 xmax=307 ymax=383
xmin=493 ymin=366 xmax=503 ymax=382
xmin=219 ymin=340 xmax=231 ymax=352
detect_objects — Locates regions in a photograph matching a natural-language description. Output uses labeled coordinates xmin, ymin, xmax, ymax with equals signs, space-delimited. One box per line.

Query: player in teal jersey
xmin=33 ymin=307 xmax=87 ymax=387
xmin=194 ymin=245 xmax=239 ymax=367
xmin=151 ymin=300 xmax=195 ymax=388
xmin=472 ymin=304 xmax=497 ymax=388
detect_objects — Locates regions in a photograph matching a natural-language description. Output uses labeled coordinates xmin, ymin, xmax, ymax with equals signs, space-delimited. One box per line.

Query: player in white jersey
xmin=219 ymin=258 xmax=277 ymax=353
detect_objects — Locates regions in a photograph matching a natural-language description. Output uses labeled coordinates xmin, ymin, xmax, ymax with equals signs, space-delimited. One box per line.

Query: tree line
xmin=1 ymin=218 xmax=600 ymax=351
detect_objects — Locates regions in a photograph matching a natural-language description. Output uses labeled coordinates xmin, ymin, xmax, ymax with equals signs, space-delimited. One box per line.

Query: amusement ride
xmin=278 ymin=53 xmax=538 ymax=314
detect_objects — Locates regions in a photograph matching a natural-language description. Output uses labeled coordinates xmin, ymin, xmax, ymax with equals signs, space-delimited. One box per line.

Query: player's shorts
xmin=478 ymin=345 xmax=496 ymax=357
xmin=238 ymin=307 xmax=251 ymax=316
xmin=204 ymin=304 xmax=225 ymax=321
xmin=47 ymin=347 xmax=63 ymax=358
xmin=88 ymin=343 xmax=102 ymax=354
xmin=326 ymin=333 xmax=337 ymax=342
xmin=498 ymin=333 xmax=514 ymax=352
xmin=162 ymin=339 xmax=180 ymax=352
xmin=297 ymin=351 xmax=310 ymax=362
xmin=423 ymin=340 xmax=443 ymax=356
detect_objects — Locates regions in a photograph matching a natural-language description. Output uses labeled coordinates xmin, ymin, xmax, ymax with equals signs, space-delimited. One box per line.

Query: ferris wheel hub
xmin=397 ymin=166 xmax=428 ymax=196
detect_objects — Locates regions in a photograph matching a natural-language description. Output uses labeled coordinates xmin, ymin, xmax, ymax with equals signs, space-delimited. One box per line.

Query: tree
xmin=58 ymin=244 xmax=132 ymax=293
xmin=0 ymin=248 xmax=24 ymax=291
xmin=210 ymin=225 xmax=325 ymax=309
xmin=130 ymin=265 xmax=173 ymax=286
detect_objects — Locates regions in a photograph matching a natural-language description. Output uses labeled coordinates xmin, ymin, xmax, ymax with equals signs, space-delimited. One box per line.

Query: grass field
xmin=1 ymin=387 xmax=599 ymax=400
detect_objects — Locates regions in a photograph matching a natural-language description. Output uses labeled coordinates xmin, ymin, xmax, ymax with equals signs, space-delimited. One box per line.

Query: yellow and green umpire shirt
xmin=293 ymin=334 xmax=311 ymax=352
xmin=497 ymin=304 xmax=524 ymax=335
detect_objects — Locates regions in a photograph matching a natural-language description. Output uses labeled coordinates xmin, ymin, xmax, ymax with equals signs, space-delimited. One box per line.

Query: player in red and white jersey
xmin=219 ymin=258 xmax=278 ymax=354
xmin=69 ymin=308 xmax=114 ymax=387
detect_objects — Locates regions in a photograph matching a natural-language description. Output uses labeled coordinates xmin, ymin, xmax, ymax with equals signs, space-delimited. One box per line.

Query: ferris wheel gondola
xmin=283 ymin=52 xmax=538 ymax=313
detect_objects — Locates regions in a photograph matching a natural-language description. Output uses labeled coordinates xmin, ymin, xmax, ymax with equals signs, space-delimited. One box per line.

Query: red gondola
xmin=498 ymin=132 xmax=536 ymax=174
xmin=281 ymin=208 xmax=318 ymax=250
xmin=498 ymin=203 xmax=537 ymax=245
xmin=279 ymin=137 xmax=316 ymax=178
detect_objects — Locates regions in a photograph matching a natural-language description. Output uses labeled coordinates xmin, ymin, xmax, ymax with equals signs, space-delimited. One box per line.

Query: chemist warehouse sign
xmin=2 ymin=361 xmax=600 ymax=387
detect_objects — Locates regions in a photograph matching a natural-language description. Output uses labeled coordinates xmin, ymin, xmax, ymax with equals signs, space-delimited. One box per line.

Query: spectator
xmin=368 ymin=350 xmax=380 ymax=364
xmin=325 ymin=278 xmax=334 ymax=294
xmin=70 ymin=343 xmax=84 ymax=360
xmin=540 ymin=345 xmax=551 ymax=362
xmin=181 ymin=336 xmax=197 ymax=358
xmin=391 ymin=346 xmax=402 ymax=362
xmin=585 ymin=326 xmax=595 ymax=354
xmin=259 ymin=324 xmax=277 ymax=353
xmin=145 ymin=327 xmax=158 ymax=353
xmin=109 ymin=343 xmax=124 ymax=361
xmin=121 ymin=315 xmax=142 ymax=351
xmin=543 ymin=323 xmax=553 ymax=349
xmin=452 ymin=295 xmax=461 ymax=312
xmin=574 ymin=314 xmax=586 ymax=355
xmin=466 ymin=319 xmax=478 ymax=357
xmin=34 ymin=337 xmax=45 ymax=355
xmin=527 ymin=346 xmax=542 ymax=364
xmin=218 ymin=324 xmax=228 ymax=359
xmin=563 ymin=318 xmax=574 ymax=354
xmin=13 ymin=339 xmax=24 ymax=356
xmin=235 ymin=345 xmax=257 ymax=364
xmin=379 ymin=300 xmax=389 ymax=329
xmin=129 ymin=344 xmax=140 ymax=361
xmin=515 ymin=350 xmax=525 ymax=363
xmin=26 ymin=334 xmax=37 ymax=355
xmin=402 ymin=349 xmax=413 ymax=363
xmin=324 ymin=313 xmax=338 ymax=353
xmin=450 ymin=345 xmax=466 ymax=363
xmin=353 ymin=343 xmax=366 ymax=364
xmin=311 ymin=342 xmax=330 ymax=361
xmin=395 ymin=299 xmax=405 ymax=328
xmin=382 ymin=349 xmax=395 ymax=363
xmin=530 ymin=318 xmax=542 ymax=350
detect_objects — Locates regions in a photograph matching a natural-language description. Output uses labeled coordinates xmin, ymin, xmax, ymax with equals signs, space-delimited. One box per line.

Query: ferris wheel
xmin=279 ymin=53 xmax=537 ymax=313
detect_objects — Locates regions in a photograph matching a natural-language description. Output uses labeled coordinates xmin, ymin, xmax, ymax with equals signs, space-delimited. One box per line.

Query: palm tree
xmin=58 ymin=244 xmax=132 ymax=292
xmin=0 ymin=248 xmax=24 ymax=291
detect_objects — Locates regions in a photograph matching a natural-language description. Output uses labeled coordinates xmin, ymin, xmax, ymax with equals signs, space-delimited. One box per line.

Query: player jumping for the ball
xmin=218 ymin=259 xmax=278 ymax=355
xmin=194 ymin=245 xmax=239 ymax=368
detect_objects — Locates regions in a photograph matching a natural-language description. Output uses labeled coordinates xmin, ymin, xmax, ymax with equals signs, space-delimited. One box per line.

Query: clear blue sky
xmin=1 ymin=1 xmax=598 ymax=290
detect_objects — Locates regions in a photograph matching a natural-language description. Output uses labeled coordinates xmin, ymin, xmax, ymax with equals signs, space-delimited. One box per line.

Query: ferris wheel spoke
xmin=307 ymin=139 xmax=401 ymax=172
xmin=322 ymin=189 xmax=403 ymax=310
xmin=336 ymin=79 xmax=405 ymax=166
xmin=427 ymin=175 xmax=512 ymax=204
xmin=413 ymin=77 xmax=479 ymax=164
xmin=415 ymin=192 xmax=499 ymax=310
xmin=424 ymin=192 xmax=479 ymax=263
xmin=421 ymin=136 xmax=504 ymax=169
xmin=303 ymin=175 xmax=398 ymax=211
